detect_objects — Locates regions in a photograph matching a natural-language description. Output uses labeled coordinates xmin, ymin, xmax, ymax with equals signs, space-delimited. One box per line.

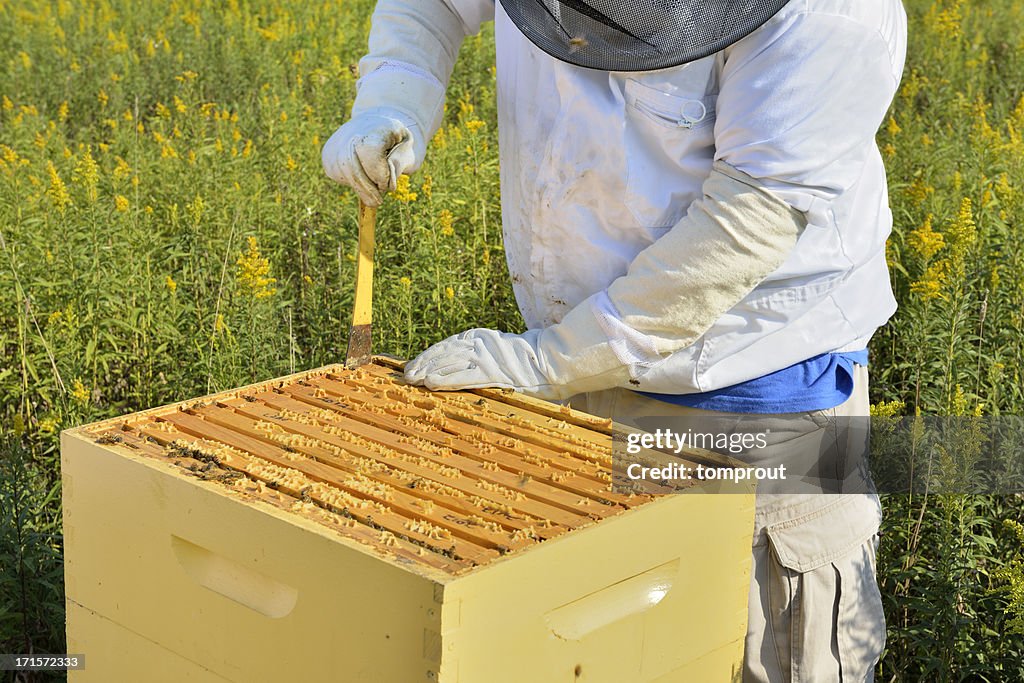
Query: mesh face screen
xmin=500 ymin=0 xmax=791 ymax=72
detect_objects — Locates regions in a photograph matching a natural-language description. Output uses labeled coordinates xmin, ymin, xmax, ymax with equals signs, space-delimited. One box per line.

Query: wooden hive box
xmin=61 ymin=358 xmax=755 ymax=682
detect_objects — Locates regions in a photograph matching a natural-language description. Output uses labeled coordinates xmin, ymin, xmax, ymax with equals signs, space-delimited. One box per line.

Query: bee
xmin=568 ymin=35 xmax=589 ymax=52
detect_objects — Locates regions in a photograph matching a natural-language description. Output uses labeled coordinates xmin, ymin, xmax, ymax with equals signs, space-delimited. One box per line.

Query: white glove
xmin=405 ymin=329 xmax=552 ymax=395
xmin=404 ymin=298 xmax=633 ymax=402
xmin=321 ymin=110 xmax=418 ymax=207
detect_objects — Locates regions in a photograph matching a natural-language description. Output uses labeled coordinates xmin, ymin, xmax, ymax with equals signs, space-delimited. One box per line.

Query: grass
xmin=1 ymin=0 xmax=1023 ymax=679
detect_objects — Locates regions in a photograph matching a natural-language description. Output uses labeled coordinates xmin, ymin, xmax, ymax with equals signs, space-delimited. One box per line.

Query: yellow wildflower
xmin=870 ymin=399 xmax=905 ymax=418
xmin=438 ymin=209 xmax=454 ymax=236
xmin=886 ymin=116 xmax=901 ymax=137
xmin=38 ymin=415 xmax=60 ymax=435
xmin=161 ymin=143 xmax=178 ymax=159
xmin=97 ymin=89 xmax=108 ymax=108
xmin=279 ymin=111 xmax=288 ymax=123
xmin=393 ymin=175 xmax=417 ymax=203
xmin=432 ymin=127 xmax=447 ymax=150
xmin=465 ymin=119 xmax=485 ymax=133
xmin=236 ymin=236 xmax=277 ymax=298
xmin=70 ymin=378 xmax=90 ymax=404
xmin=165 ymin=275 xmax=177 ymax=293
xmin=214 ymin=313 xmax=228 ymax=334
xmin=155 ymin=102 xmax=171 ymax=118
xmin=400 ymin=277 xmax=412 ymax=288
xmin=73 ymin=147 xmax=100 ymax=200
xmin=907 ymin=214 xmax=944 ymax=260
xmin=930 ymin=0 xmax=964 ymax=40
xmin=910 ymin=262 xmax=947 ymax=301
xmin=46 ymin=161 xmax=72 ymax=213
xmin=2 ymin=95 xmax=12 ymax=110
xmin=57 ymin=100 xmax=69 ymax=121
xmin=445 ymin=286 xmax=454 ymax=300
xmin=882 ymin=143 xmax=896 ymax=159
xmin=905 ymin=178 xmax=935 ymax=206
xmin=421 ymin=174 xmax=433 ymax=201
xmin=174 ymin=96 xmax=187 ymax=113
xmin=946 ymin=197 xmax=977 ymax=257
xmin=285 ymin=155 xmax=298 ymax=171
xmin=114 ymin=195 xmax=129 ymax=212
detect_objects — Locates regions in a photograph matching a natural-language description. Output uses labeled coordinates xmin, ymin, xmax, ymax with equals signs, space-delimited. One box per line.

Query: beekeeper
xmin=323 ymin=0 xmax=906 ymax=680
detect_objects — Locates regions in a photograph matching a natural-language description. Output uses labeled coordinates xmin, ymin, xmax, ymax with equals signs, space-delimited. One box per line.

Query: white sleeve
xmin=352 ymin=0 xmax=477 ymax=165
xmin=714 ymin=9 xmax=904 ymax=211
xmin=443 ymin=0 xmax=496 ymax=34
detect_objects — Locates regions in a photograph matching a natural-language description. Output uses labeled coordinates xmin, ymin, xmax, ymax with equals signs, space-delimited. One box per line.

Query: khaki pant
xmin=572 ymin=365 xmax=886 ymax=682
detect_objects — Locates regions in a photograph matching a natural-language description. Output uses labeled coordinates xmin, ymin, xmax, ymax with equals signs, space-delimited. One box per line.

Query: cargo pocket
xmin=763 ymin=496 xmax=884 ymax=682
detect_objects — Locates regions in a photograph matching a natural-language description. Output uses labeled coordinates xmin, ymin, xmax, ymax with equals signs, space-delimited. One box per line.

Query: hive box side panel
xmin=62 ymin=432 xmax=448 ymax=683
xmin=440 ymin=492 xmax=755 ymax=683
xmin=67 ymin=601 xmax=230 ymax=683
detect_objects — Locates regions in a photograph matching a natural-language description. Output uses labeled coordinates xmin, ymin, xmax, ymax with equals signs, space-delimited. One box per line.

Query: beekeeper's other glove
xmin=321 ymin=111 xmax=418 ymax=207
xmin=321 ymin=0 xmax=468 ymax=204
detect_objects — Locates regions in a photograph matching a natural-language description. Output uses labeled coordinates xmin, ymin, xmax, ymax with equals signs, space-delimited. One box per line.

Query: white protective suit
xmin=342 ymin=0 xmax=907 ymax=398
xmin=327 ymin=1 xmax=907 ymax=680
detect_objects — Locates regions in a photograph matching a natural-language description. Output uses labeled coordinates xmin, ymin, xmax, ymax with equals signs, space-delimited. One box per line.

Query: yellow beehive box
xmin=62 ymin=359 xmax=755 ymax=682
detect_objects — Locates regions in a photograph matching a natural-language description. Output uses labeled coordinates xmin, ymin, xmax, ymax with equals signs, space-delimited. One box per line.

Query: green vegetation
xmin=1 ymin=0 xmax=1022 ymax=679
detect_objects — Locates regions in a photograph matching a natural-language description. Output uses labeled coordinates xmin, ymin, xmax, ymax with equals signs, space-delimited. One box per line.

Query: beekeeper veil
xmin=499 ymin=0 xmax=791 ymax=71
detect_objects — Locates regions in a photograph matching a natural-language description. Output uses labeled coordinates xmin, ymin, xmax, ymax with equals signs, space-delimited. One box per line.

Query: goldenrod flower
xmin=174 ymin=96 xmax=187 ymax=114
xmin=947 ymin=196 xmax=977 ymax=257
xmin=870 ymin=399 xmax=905 ymax=418
xmin=886 ymin=116 xmax=901 ymax=137
xmin=1 ymin=95 xmax=13 ymax=110
xmin=438 ymin=209 xmax=454 ymax=236
xmin=908 ymin=214 xmax=944 ymax=260
xmin=285 ymin=155 xmax=298 ymax=171
xmin=97 ymin=88 xmax=108 ymax=108
xmin=399 ymin=276 xmax=412 ymax=288
xmin=236 ymin=236 xmax=277 ymax=298
xmin=905 ymin=178 xmax=935 ymax=206
xmin=929 ymin=0 xmax=964 ymax=40
xmin=422 ymin=174 xmax=433 ymax=201
xmin=393 ymin=175 xmax=417 ymax=203
xmin=46 ymin=161 xmax=72 ymax=213
xmin=73 ymin=147 xmax=100 ymax=200
xmin=910 ymin=262 xmax=947 ymax=301
xmin=57 ymin=100 xmax=69 ymax=121
xmin=445 ymin=286 xmax=454 ymax=300
xmin=38 ymin=415 xmax=60 ymax=435
xmin=432 ymin=127 xmax=447 ymax=150
xmin=70 ymin=378 xmax=90 ymax=404
xmin=165 ymin=275 xmax=177 ymax=293
xmin=114 ymin=195 xmax=129 ymax=212
xmin=465 ymin=119 xmax=485 ymax=133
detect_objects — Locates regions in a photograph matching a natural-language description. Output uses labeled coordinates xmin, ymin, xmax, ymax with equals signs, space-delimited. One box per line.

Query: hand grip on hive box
xmin=171 ymin=535 xmax=299 ymax=618
xmin=543 ymin=559 xmax=679 ymax=640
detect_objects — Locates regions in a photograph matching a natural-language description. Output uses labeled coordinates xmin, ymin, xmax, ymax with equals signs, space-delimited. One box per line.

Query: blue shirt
xmin=638 ymin=350 xmax=868 ymax=414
